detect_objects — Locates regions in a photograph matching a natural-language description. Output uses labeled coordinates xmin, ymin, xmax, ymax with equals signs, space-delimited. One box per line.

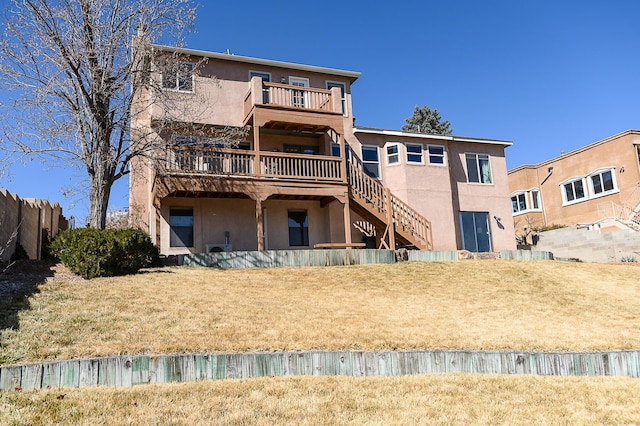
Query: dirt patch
xmin=0 ymin=260 xmax=83 ymax=299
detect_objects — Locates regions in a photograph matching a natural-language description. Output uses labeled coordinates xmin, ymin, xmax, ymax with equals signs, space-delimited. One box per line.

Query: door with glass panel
xmin=289 ymin=77 xmax=309 ymax=108
xmin=460 ymin=211 xmax=492 ymax=252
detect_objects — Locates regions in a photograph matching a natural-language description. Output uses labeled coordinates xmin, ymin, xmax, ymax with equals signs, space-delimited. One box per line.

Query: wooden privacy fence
xmin=1 ymin=349 xmax=639 ymax=392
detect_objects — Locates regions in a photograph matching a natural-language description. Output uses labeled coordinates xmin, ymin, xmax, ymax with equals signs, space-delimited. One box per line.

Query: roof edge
xmin=151 ymin=44 xmax=361 ymax=82
xmin=353 ymin=126 xmax=513 ymax=146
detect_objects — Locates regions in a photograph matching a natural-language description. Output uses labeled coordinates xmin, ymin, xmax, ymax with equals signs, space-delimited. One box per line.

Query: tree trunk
xmin=88 ymin=176 xmax=112 ymax=229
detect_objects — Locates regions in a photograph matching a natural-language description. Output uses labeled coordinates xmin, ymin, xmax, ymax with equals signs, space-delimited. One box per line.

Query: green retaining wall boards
xmin=1 ymin=350 xmax=638 ymax=391
xmin=182 ymin=249 xmax=397 ymax=268
xmin=180 ymin=249 xmax=554 ymax=268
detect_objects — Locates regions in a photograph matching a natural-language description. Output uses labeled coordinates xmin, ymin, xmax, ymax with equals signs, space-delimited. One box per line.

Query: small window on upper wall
xmin=465 ymin=153 xmax=492 ymax=184
xmin=561 ymin=178 xmax=586 ymax=205
xmin=162 ymin=61 xmax=194 ymax=92
xmin=427 ymin=145 xmax=445 ymax=165
xmin=386 ymin=144 xmax=400 ymax=165
xmin=361 ymin=145 xmax=380 ymax=179
xmin=406 ymin=143 xmax=424 ymax=164
xmin=589 ymin=168 xmax=617 ymax=196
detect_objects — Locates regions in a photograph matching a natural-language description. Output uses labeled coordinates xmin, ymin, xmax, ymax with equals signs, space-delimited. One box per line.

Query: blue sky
xmin=2 ymin=0 xmax=639 ymax=224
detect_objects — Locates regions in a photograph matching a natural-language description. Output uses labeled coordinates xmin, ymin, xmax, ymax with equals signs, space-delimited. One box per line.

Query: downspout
xmin=538 ymin=166 xmax=554 ymax=227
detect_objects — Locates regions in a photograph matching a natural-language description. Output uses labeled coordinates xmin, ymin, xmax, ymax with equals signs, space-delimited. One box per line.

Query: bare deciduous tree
xmin=0 ymin=0 xmax=198 ymax=228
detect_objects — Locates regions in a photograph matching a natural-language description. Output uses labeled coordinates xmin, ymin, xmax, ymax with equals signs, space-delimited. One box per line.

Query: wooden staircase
xmin=347 ymin=161 xmax=433 ymax=250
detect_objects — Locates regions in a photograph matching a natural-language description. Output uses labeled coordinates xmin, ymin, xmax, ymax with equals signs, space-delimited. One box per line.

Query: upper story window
xmin=362 ymin=145 xmax=380 ymax=179
xmin=162 ymin=62 xmax=194 ymax=92
xmin=561 ymin=177 xmax=586 ymax=205
xmin=406 ymin=143 xmax=424 ymax=164
xmin=250 ymin=71 xmax=271 ymax=103
xmin=589 ymin=168 xmax=616 ymax=196
xmin=326 ymin=81 xmax=347 ymax=116
xmin=386 ymin=144 xmax=400 ymax=165
xmin=511 ymin=189 xmax=542 ymax=215
xmin=465 ymin=153 xmax=492 ymax=184
xmin=560 ymin=167 xmax=619 ymax=206
xmin=426 ymin=145 xmax=444 ymax=165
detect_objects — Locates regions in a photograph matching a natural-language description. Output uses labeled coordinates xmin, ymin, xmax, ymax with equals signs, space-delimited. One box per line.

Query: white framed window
xmin=588 ymin=168 xmax=618 ymax=197
xmin=560 ymin=177 xmax=587 ymax=205
xmin=406 ymin=143 xmax=424 ymax=164
xmin=289 ymin=76 xmax=309 ymax=108
xmin=361 ymin=145 xmax=380 ymax=179
xmin=426 ymin=145 xmax=444 ymax=165
xmin=386 ymin=143 xmax=400 ymax=165
xmin=511 ymin=188 xmax=542 ymax=215
xmin=465 ymin=153 xmax=492 ymax=184
xmin=326 ymin=81 xmax=347 ymax=116
xmin=162 ymin=61 xmax=194 ymax=92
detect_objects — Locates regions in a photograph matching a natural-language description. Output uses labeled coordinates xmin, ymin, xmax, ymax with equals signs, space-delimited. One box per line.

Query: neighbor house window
xmin=426 ymin=145 xmax=444 ymax=165
xmin=511 ymin=193 xmax=527 ymax=213
xmin=288 ymin=210 xmax=309 ymax=246
xmin=561 ymin=178 xmax=586 ymax=204
xmin=589 ymin=168 xmax=617 ymax=196
xmin=162 ymin=62 xmax=194 ymax=92
xmin=386 ymin=144 xmax=400 ymax=165
xmin=169 ymin=208 xmax=194 ymax=247
xmin=362 ymin=145 xmax=380 ymax=179
xmin=510 ymin=189 xmax=542 ymax=215
xmin=465 ymin=153 xmax=492 ymax=184
xmin=406 ymin=143 xmax=424 ymax=164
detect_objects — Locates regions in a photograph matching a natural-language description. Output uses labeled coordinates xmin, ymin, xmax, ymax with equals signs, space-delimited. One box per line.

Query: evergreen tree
xmin=402 ymin=105 xmax=453 ymax=135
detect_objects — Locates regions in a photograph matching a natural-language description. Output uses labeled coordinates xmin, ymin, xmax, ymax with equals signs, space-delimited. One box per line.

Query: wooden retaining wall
xmin=182 ymin=249 xmax=397 ymax=268
xmin=1 ymin=350 xmax=638 ymax=392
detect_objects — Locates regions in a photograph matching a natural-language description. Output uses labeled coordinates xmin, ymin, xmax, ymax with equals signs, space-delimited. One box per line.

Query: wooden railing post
xmin=385 ymin=187 xmax=395 ymax=249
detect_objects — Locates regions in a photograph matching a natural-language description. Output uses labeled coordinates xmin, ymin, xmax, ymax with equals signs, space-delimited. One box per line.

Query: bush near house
xmin=51 ymin=228 xmax=159 ymax=279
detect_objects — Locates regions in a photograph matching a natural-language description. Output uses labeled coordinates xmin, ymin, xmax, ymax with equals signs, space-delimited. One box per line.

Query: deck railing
xmin=348 ymin=161 xmax=432 ymax=249
xmin=260 ymin=152 xmax=342 ymax=181
xmin=263 ymin=82 xmax=335 ymax=111
xmin=165 ymin=146 xmax=342 ymax=182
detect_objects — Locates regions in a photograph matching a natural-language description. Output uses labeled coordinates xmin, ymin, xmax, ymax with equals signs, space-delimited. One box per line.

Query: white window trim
xmin=559 ymin=168 xmax=619 ymax=206
xmin=404 ymin=142 xmax=425 ymax=165
xmin=587 ymin=167 xmax=619 ymax=200
xmin=510 ymin=188 xmax=542 ymax=216
xmin=426 ymin=144 xmax=445 ymax=166
xmin=559 ymin=176 xmax=588 ymax=206
xmin=465 ymin=153 xmax=493 ymax=184
xmin=361 ymin=145 xmax=381 ymax=180
xmin=385 ymin=143 xmax=401 ymax=166
xmin=162 ymin=61 xmax=195 ymax=93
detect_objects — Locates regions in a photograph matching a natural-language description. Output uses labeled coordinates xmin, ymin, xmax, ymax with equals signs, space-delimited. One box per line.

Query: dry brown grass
xmin=1 ymin=374 xmax=639 ymax=425
xmin=2 ymin=260 xmax=640 ymax=364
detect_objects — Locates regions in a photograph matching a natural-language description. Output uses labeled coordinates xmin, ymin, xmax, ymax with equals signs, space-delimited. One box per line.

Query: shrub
xmin=51 ymin=228 xmax=159 ymax=279
xmin=620 ymin=255 xmax=637 ymax=263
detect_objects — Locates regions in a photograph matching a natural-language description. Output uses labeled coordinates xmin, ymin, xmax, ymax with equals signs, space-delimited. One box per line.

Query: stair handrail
xmin=347 ymin=158 xmax=432 ymax=249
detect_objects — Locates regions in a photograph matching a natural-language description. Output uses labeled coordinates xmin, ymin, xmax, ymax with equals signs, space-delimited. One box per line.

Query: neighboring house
xmin=508 ymin=130 xmax=640 ymax=242
xmin=129 ymin=42 xmax=516 ymax=255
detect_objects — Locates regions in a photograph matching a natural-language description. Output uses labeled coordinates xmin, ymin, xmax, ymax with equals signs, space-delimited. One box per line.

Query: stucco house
xmin=129 ymin=42 xmax=516 ymax=255
xmin=508 ymin=130 xmax=640 ymax=242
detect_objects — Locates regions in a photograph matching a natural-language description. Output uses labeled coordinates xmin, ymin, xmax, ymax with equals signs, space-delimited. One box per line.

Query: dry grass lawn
xmin=1 ymin=375 xmax=639 ymax=425
xmin=1 ymin=260 xmax=640 ymax=364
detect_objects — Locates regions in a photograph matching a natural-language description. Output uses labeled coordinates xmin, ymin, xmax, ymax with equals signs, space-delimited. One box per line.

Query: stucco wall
xmin=508 ymin=130 xmax=640 ymax=229
xmin=159 ymin=197 xmax=339 ymax=254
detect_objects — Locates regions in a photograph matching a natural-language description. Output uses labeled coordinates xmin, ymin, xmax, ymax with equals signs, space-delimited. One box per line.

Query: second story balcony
xmin=162 ymin=145 xmax=345 ymax=184
xmin=243 ymin=77 xmax=345 ymax=131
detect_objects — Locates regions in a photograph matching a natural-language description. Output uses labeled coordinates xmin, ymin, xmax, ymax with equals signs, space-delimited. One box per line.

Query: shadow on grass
xmin=0 ymin=260 xmax=54 ymax=332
